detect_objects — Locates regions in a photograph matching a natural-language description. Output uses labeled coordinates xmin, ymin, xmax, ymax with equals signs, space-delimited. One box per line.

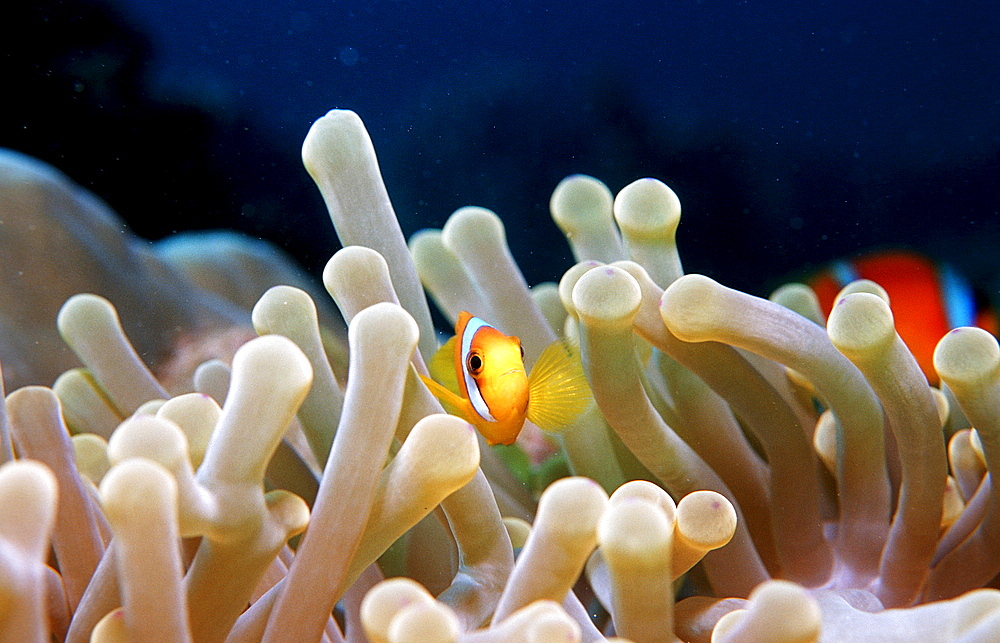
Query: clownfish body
xmin=809 ymin=249 xmax=997 ymax=385
xmin=420 ymin=311 xmax=591 ymax=445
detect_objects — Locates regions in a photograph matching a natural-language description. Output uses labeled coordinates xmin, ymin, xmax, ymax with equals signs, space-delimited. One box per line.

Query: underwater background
xmin=3 ymin=0 xmax=999 ymax=299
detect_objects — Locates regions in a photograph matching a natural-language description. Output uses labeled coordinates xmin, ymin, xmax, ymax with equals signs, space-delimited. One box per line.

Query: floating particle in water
xmin=339 ymin=46 xmax=359 ymax=66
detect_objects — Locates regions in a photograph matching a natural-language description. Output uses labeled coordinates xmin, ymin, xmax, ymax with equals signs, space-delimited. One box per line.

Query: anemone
xmin=1 ymin=108 xmax=1000 ymax=642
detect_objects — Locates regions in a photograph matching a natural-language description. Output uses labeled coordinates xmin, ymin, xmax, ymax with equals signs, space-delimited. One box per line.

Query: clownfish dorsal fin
xmin=526 ymin=339 xmax=592 ymax=431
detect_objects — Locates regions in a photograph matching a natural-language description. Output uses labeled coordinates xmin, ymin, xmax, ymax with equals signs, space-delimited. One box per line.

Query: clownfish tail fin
xmin=526 ymin=339 xmax=593 ymax=431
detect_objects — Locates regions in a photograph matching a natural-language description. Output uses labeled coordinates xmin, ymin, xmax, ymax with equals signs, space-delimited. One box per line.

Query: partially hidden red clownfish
xmin=809 ymin=249 xmax=997 ymax=385
xmin=419 ymin=311 xmax=592 ymax=446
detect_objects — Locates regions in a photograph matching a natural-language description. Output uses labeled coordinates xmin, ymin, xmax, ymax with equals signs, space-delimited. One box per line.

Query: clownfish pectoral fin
xmin=526 ymin=340 xmax=593 ymax=431
xmin=428 ymin=335 xmax=461 ymax=395
xmin=419 ymin=373 xmax=473 ymax=420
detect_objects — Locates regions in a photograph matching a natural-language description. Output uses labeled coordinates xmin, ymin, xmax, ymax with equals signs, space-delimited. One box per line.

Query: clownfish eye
xmin=467 ymin=352 xmax=484 ymax=374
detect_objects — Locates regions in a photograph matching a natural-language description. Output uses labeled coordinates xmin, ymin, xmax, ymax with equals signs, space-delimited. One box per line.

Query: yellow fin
xmin=420 ymin=374 xmax=467 ymax=419
xmin=428 ymin=335 xmax=461 ymax=395
xmin=526 ymin=340 xmax=592 ymax=431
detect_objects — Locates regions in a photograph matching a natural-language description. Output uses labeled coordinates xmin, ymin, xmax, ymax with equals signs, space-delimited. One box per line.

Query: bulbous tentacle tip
xmin=613 ymin=177 xmax=682 ymax=239
xmin=659 ymin=273 xmax=724 ymax=341
xmin=441 ymin=206 xmax=507 ymax=253
xmin=934 ymin=326 xmax=1000 ymax=389
xmin=551 ymin=175 xmax=615 ymax=231
xmin=571 ymin=265 xmax=642 ymax=328
xmin=827 ymin=291 xmax=896 ymax=360
xmin=301 ymin=109 xmax=367 ymax=169
xmin=0 ymin=460 xmax=58 ymax=556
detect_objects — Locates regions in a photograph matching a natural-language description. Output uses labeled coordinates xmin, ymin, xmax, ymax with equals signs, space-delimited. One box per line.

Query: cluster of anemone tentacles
xmin=1 ymin=109 xmax=1000 ymax=642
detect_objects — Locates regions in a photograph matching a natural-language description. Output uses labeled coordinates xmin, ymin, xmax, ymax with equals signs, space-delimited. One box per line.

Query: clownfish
xmin=419 ymin=311 xmax=592 ymax=445
xmin=809 ymin=249 xmax=997 ymax=385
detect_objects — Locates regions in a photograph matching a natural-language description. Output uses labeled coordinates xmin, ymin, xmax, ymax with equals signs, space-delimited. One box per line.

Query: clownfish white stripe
xmin=460 ymin=316 xmax=497 ymax=423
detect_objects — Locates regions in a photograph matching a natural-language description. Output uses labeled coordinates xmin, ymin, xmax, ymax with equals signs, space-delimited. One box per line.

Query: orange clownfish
xmin=809 ymin=249 xmax=997 ymax=385
xmin=419 ymin=311 xmax=592 ymax=445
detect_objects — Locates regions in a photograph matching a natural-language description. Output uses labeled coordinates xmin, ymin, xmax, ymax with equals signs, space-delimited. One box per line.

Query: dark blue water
xmin=122 ymin=0 xmax=997 ymax=161
xmin=5 ymin=0 xmax=1000 ymax=294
